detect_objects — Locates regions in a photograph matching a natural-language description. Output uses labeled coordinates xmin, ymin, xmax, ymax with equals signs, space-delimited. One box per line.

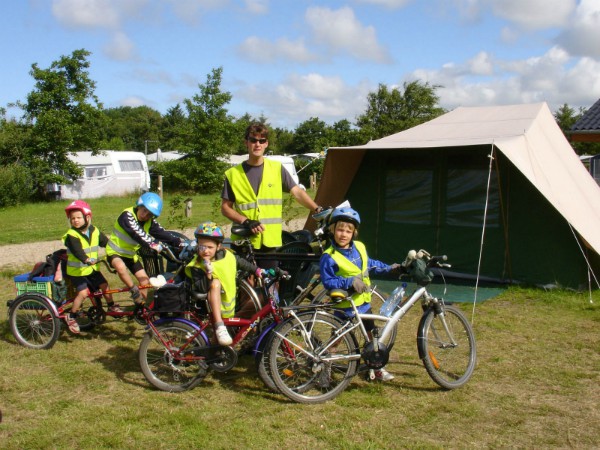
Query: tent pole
xmin=472 ymin=144 xmax=495 ymax=323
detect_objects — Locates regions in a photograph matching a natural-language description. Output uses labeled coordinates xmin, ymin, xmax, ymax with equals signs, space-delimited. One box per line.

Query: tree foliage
xmin=15 ymin=49 xmax=106 ymax=198
xmin=356 ymin=80 xmax=445 ymax=140
xmin=101 ymin=106 xmax=163 ymax=152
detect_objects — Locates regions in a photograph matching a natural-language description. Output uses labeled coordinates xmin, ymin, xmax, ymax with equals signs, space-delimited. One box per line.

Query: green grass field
xmin=0 ymin=196 xmax=599 ymax=448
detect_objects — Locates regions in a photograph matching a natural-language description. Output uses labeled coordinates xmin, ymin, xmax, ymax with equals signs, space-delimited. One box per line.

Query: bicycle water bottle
xmin=379 ymin=283 xmax=407 ymax=317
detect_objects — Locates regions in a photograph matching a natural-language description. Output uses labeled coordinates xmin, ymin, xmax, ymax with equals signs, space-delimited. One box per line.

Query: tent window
xmin=446 ymin=169 xmax=499 ymax=228
xmin=384 ymin=169 xmax=432 ymax=225
xmin=119 ymin=160 xmax=143 ymax=172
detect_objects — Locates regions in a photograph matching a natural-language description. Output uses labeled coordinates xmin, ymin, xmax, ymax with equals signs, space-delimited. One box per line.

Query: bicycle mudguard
xmin=150 ymin=317 xmax=209 ymax=342
xmin=9 ymin=292 xmax=60 ymax=316
xmin=416 ymin=305 xmax=434 ymax=360
xmin=252 ymin=321 xmax=278 ymax=358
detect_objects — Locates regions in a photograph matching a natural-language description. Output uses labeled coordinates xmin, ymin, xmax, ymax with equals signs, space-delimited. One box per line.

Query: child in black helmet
xmin=319 ymin=206 xmax=401 ymax=382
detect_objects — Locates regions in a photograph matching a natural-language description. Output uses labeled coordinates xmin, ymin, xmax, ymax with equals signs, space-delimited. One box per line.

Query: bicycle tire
xmin=419 ymin=305 xmax=476 ymax=389
xmin=255 ymin=329 xmax=278 ymax=393
xmin=312 ymin=287 xmax=397 ymax=350
xmin=268 ymin=311 xmax=359 ymax=404
xmin=9 ymin=294 xmax=61 ymax=350
xmin=234 ymin=278 xmax=262 ymax=319
xmin=139 ymin=321 xmax=209 ymax=392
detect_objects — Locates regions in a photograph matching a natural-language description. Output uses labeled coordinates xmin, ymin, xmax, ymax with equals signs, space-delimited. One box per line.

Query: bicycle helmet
xmin=194 ymin=221 xmax=224 ymax=243
xmin=136 ymin=192 xmax=163 ymax=217
xmin=329 ymin=207 xmax=360 ymax=229
xmin=65 ymin=200 xmax=92 ymax=218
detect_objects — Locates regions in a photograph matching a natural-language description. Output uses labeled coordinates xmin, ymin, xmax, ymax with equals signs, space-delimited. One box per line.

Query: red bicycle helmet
xmin=65 ymin=200 xmax=92 ymax=218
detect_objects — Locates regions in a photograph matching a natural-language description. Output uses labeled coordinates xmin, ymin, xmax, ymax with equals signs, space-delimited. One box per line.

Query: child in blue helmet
xmin=106 ymin=192 xmax=184 ymax=305
xmin=319 ymin=206 xmax=401 ymax=382
xmin=185 ymin=221 xmax=264 ymax=346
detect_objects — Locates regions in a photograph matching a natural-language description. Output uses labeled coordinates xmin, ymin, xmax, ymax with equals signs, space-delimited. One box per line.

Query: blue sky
xmin=2 ymin=0 xmax=600 ymax=130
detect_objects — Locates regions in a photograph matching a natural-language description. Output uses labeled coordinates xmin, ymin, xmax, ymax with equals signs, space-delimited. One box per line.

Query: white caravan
xmin=59 ymin=151 xmax=151 ymax=199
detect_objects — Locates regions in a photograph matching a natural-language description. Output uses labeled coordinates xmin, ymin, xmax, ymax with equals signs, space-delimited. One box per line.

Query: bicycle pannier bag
xmin=152 ymin=281 xmax=189 ymax=312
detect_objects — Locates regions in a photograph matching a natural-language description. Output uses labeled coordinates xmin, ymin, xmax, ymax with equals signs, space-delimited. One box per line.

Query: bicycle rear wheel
xmin=419 ymin=305 xmax=476 ymax=389
xmin=268 ymin=311 xmax=359 ymax=404
xmin=139 ymin=322 xmax=209 ymax=392
xmin=9 ymin=294 xmax=61 ymax=350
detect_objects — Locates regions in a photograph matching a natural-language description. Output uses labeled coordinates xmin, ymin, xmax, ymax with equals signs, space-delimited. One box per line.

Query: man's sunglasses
xmin=247 ymin=137 xmax=268 ymax=144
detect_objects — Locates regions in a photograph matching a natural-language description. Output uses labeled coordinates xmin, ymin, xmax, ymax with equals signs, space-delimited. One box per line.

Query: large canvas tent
xmin=312 ymin=103 xmax=600 ymax=288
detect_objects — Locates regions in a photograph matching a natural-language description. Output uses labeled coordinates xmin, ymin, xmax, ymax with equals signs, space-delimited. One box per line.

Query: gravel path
xmin=0 ymin=219 xmax=308 ymax=271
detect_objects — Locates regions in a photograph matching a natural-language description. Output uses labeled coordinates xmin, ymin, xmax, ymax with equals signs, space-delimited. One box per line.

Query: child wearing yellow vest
xmin=185 ymin=222 xmax=263 ymax=346
xmin=62 ymin=200 xmax=117 ymax=334
xmin=319 ymin=207 xmax=401 ymax=382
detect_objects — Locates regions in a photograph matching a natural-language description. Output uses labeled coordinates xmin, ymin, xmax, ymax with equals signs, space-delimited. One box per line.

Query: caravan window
xmin=85 ymin=166 xmax=108 ymax=178
xmin=119 ymin=160 xmax=144 ymax=172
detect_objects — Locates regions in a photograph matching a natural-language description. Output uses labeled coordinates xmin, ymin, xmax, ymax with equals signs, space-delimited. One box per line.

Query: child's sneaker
xmin=215 ymin=325 xmax=232 ymax=346
xmin=108 ymin=304 xmax=123 ymax=313
xmin=374 ymin=368 xmax=394 ymax=381
xmin=64 ymin=315 xmax=80 ymax=334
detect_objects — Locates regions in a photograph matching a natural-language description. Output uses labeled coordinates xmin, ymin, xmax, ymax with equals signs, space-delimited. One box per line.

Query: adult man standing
xmin=221 ymin=122 xmax=322 ymax=256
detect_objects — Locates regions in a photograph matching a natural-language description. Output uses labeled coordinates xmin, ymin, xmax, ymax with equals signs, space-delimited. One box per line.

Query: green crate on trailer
xmin=14 ymin=273 xmax=54 ymax=297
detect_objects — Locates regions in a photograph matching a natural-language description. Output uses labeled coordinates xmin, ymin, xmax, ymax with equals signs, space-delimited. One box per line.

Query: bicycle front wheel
xmin=268 ymin=311 xmax=359 ymax=404
xmin=9 ymin=294 xmax=61 ymax=350
xmin=419 ymin=305 xmax=476 ymax=389
xmin=139 ymin=322 xmax=209 ymax=392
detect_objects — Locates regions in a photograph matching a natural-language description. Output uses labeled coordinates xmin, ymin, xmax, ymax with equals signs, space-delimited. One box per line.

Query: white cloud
xmin=556 ymin=0 xmax=600 ymax=58
xmin=489 ymin=0 xmax=576 ymax=30
xmin=450 ymin=0 xmax=576 ymax=29
xmin=103 ymin=31 xmax=136 ymax=61
xmin=52 ymin=0 xmax=121 ymax=28
xmin=120 ymin=95 xmax=147 ymax=107
xmin=406 ymin=45 xmax=600 ymax=112
xmin=243 ymin=0 xmax=269 ymax=14
xmin=237 ymin=36 xmax=318 ymax=63
xmin=353 ymin=0 xmax=413 ymax=8
xmin=305 ymin=6 xmax=391 ymax=63
xmin=235 ymin=73 xmax=371 ymax=127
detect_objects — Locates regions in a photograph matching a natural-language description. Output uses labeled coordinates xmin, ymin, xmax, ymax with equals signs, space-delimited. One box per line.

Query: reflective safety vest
xmin=106 ymin=207 xmax=150 ymax=262
xmin=186 ymin=250 xmax=237 ymax=318
xmin=63 ymin=228 xmax=100 ymax=277
xmin=225 ymin=159 xmax=283 ymax=249
xmin=324 ymin=241 xmax=371 ymax=309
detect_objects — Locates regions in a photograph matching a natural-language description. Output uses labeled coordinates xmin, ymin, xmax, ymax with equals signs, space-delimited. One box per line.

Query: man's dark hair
xmin=245 ymin=122 xmax=269 ymax=140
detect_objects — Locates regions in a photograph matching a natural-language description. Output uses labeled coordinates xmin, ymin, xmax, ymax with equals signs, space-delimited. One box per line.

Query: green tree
xmin=290 ymin=117 xmax=329 ymax=155
xmin=554 ymin=103 xmax=600 ymax=156
xmin=160 ymin=104 xmax=188 ymax=151
xmin=356 ymin=80 xmax=445 ymax=140
xmin=102 ymin=106 xmax=163 ymax=152
xmin=15 ymin=49 xmax=106 ymax=198
xmin=161 ymin=67 xmax=236 ymax=192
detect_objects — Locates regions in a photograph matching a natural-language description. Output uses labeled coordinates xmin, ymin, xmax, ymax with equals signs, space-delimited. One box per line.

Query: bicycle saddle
xmin=231 ymin=223 xmax=253 ymax=238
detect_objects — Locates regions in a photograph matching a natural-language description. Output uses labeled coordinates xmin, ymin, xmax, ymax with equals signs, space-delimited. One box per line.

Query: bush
xmin=0 ymin=164 xmax=34 ymax=207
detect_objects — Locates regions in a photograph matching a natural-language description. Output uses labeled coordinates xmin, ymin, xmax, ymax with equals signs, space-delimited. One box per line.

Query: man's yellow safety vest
xmin=225 ymin=159 xmax=283 ymax=249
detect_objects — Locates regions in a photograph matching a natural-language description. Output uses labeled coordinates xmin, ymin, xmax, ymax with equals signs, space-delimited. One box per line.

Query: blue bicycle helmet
xmin=329 ymin=207 xmax=360 ymax=228
xmin=136 ymin=192 xmax=163 ymax=217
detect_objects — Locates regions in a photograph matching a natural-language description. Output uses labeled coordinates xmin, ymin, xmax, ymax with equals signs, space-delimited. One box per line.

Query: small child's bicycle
xmin=263 ymin=249 xmax=478 ymax=403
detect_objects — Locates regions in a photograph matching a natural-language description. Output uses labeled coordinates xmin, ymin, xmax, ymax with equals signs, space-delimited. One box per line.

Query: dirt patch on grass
xmin=0 ymin=218 xmax=308 ymax=271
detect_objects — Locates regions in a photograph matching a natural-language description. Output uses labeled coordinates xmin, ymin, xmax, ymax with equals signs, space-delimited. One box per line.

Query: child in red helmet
xmin=185 ymin=221 xmax=264 ymax=346
xmin=63 ymin=200 xmax=119 ymax=334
